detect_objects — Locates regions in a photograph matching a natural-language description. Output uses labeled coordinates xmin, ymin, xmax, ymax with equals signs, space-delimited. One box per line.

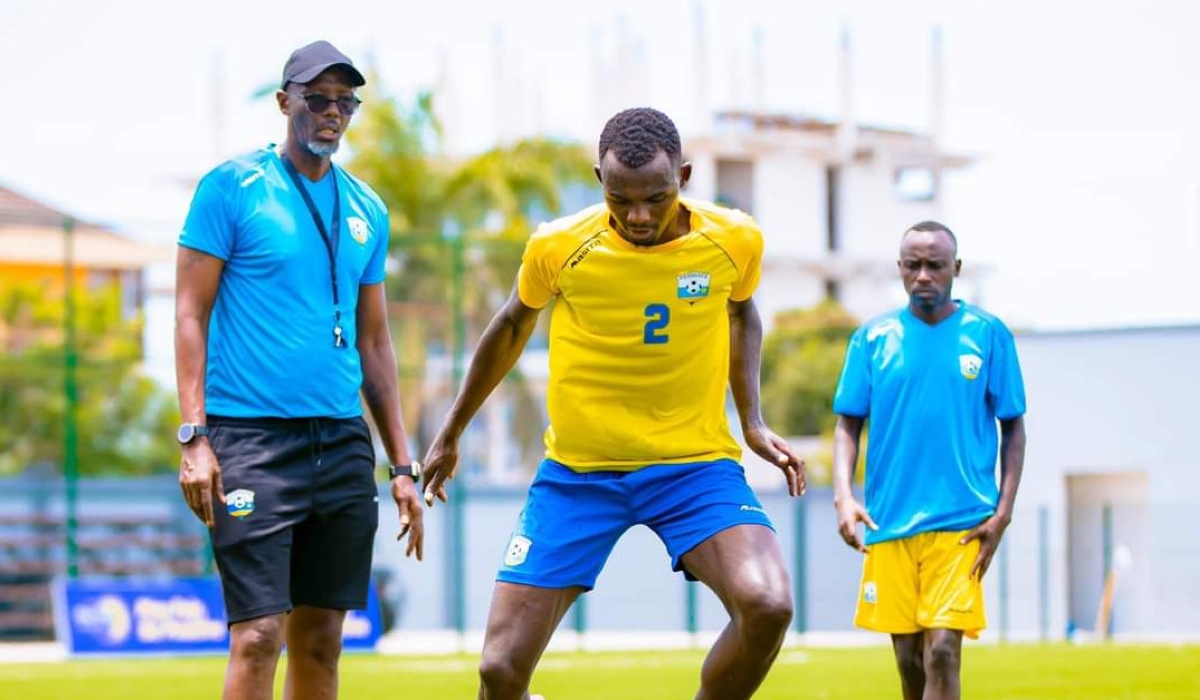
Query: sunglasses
xmin=299 ymin=93 xmax=362 ymax=116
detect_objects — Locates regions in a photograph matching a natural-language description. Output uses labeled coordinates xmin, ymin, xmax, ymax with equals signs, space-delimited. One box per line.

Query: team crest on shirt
xmin=226 ymin=489 xmax=256 ymax=519
xmin=677 ymin=272 xmax=711 ymax=299
xmin=504 ymin=535 xmax=533 ymax=567
xmin=959 ymin=354 xmax=983 ymax=380
xmin=862 ymin=581 xmax=878 ymax=605
xmin=347 ymin=216 xmax=370 ymax=245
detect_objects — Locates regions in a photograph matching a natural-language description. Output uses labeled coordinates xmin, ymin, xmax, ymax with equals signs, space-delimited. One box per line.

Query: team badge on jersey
xmin=347 ymin=216 xmax=370 ymax=245
xmin=504 ymin=535 xmax=533 ymax=567
xmin=959 ymin=354 xmax=983 ymax=380
xmin=226 ymin=489 xmax=256 ymax=519
xmin=677 ymin=272 xmax=711 ymax=299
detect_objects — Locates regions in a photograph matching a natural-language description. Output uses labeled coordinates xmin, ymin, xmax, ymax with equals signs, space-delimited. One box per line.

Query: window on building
xmin=894 ymin=167 xmax=937 ymax=202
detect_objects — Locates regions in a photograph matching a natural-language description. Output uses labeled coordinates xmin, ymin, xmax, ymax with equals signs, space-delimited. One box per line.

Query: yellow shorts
xmin=854 ymin=530 xmax=987 ymax=639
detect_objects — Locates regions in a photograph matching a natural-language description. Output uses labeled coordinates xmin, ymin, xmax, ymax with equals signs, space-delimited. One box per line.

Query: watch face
xmin=177 ymin=424 xmax=194 ymax=443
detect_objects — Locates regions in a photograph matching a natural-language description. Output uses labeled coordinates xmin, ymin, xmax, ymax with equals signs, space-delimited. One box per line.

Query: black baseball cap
xmin=281 ymin=40 xmax=366 ymax=89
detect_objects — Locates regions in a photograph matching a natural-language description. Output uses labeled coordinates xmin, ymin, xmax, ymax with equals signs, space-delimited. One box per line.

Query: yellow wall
xmin=0 ymin=263 xmax=108 ymax=292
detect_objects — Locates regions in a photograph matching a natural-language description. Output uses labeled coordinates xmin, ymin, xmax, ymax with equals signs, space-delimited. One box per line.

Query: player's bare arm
xmin=963 ymin=415 xmax=1027 ymax=578
xmin=357 ymin=282 xmax=424 ymax=561
xmin=832 ymin=414 xmax=878 ymax=552
xmin=422 ymin=285 xmax=542 ymax=506
xmin=728 ymin=296 xmax=807 ymax=497
xmin=175 ymin=246 xmax=226 ymax=528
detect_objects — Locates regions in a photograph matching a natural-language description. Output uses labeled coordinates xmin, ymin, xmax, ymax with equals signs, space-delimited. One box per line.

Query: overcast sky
xmin=2 ymin=0 xmax=1198 ymax=332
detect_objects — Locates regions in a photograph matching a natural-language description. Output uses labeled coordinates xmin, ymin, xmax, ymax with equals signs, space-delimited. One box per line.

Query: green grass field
xmin=1 ymin=644 xmax=1197 ymax=699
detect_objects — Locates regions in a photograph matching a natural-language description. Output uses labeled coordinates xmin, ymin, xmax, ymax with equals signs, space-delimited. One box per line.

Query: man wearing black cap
xmin=175 ymin=40 xmax=424 ymax=700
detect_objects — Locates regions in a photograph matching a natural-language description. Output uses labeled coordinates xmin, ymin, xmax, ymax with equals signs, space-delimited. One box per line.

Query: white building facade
xmin=684 ymin=110 xmax=985 ymax=330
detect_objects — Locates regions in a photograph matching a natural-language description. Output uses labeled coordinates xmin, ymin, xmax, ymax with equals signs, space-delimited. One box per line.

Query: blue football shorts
xmin=496 ymin=458 xmax=775 ymax=589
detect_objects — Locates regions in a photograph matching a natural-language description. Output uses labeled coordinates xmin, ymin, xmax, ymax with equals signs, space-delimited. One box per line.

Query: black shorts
xmin=206 ymin=415 xmax=379 ymax=624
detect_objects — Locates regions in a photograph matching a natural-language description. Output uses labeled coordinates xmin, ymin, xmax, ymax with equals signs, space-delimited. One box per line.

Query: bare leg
xmin=282 ymin=605 xmax=347 ymax=700
xmin=224 ymin=614 xmax=286 ymax=700
xmin=477 ymin=582 xmax=583 ymax=700
xmin=891 ymin=632 xmax=925 ymax=700
xmin=922 ymin=629 xmax=963 ymax=700
xmin=681 ymin=525 xmax=794 ymax=700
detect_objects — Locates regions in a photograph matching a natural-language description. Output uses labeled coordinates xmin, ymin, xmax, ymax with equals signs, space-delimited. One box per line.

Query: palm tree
xmin=346 ymin=85 xmax=595 ymax=470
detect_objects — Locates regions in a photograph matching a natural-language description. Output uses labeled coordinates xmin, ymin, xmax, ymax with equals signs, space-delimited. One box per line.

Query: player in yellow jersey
xmin=422 ymin=108 xmax=806 ymax=700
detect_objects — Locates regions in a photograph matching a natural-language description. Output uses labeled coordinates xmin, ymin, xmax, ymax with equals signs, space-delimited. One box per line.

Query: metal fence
xmin=5 ymin=475 xmax=1188 ymax=645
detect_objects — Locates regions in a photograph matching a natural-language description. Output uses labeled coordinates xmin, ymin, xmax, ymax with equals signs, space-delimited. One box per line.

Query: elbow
xmin=359 ymin=339 xmax=393 ymax=370
xmin=1001 ymin=417 xmax=1027 ymax=443
xmin=174 ymin=312 xmax=201 ymax=338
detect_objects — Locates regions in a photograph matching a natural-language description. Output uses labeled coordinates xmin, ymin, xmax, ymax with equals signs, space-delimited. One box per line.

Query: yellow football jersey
xmin=517 ymin=197 xmax=764 ymax=471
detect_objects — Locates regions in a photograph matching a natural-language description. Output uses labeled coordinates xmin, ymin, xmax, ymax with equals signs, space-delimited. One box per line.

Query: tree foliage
xmin=760 ymin=300 xmax=860 ymax=438
xmin=0 ymin=281 xmax=179 ymax=476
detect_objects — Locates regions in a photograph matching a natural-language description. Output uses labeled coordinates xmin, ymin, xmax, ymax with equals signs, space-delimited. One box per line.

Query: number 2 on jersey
xmin=644 ymin=303 xmax=670 ymax=344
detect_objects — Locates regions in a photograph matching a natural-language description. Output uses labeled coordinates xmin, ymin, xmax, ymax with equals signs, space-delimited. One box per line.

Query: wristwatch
xmin=388 ymin=461 xmax=422 ymax=481
xmin=177 ymin=423 xmax=210 ymax=445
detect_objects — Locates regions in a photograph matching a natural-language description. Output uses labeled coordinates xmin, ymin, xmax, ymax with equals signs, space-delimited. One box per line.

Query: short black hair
xmin=598 ymin=108 xmax=682 ymax=169
xmin=904 ymin=220 xmax=958 ymax=254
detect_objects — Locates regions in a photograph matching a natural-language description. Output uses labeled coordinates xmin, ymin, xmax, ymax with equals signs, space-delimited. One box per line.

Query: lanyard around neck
xmin=280 ymin=154 xmax=346 ymax=348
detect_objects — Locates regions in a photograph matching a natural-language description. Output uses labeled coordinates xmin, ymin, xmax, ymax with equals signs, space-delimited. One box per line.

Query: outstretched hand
xmin=420 ymin=436 xmax=459 ymax=508
xmin=961 ymin=513 xmax=1011 ymax=580
xmin=744 ymin=424 xmax=807 ymax=497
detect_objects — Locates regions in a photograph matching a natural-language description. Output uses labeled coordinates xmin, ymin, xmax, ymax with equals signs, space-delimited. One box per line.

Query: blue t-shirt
xmin=832 ymin=303 xmax=1026 ymax=544
xmin=179 ymin=146 xmax=390 ymax=418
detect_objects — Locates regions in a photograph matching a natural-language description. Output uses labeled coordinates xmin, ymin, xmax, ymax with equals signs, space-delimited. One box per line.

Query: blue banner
xmin=57 ymin=577 xmax=382 ymax=655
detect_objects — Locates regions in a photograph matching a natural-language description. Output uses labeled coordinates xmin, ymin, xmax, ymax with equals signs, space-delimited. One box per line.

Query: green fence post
xmin=573 ymin=593 xmax=586 ymax=635
xmin=998 ymin=536 xmax=1009 ymax=643
xmin=63 ymin=216 xmax=79 ymax=578
xmin=1102 ymin=502 xmax=1113 ymax=640
xmin=448 ymin=230 xmax=467 ymax=639
xmin=1038 ymin=506 xmax=1049 ymax=642
xmin=685 ymin=580 xmax=698 ymax=636
xmin=793 ymin=496 xmax=807 ymax=636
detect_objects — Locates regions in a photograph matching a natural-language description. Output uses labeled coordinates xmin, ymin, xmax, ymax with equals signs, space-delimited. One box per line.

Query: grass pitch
xmin=1 ymin=643 xmax=1197 ymax=699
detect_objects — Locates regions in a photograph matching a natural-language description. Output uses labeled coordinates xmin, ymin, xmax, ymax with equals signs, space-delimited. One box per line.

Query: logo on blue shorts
xmin=504 ymin=535 xmax=532 ymax=567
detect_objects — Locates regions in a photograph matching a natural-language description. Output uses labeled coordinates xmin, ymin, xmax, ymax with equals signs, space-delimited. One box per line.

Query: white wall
xmin=751 ymin=156 xmax=826 ymax=259
xmin=840 ymin=158 xmax=943 ymax=256
xmin=1017 ymin=326 xmax=1200 ymax=637
xmin=685 ymin=153 xmax=716 ymax=203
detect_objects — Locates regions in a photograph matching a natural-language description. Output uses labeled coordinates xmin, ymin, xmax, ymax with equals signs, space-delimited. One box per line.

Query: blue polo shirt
xmin=833 ymin=303 xmax=1026 ymax=544
xmin=179 ymin=146 xmax=389 ymax=418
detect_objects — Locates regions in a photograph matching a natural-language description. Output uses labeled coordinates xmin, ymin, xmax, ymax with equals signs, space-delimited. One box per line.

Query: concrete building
xmin=684 ymin=109 xmax=986 ymax=329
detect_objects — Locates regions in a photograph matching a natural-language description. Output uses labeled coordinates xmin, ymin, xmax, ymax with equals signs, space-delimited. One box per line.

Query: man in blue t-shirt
xmin=175 ymin=40 xmax=423 ymax=700
xmin=832 ymin=221 xmax=1027 ymax=700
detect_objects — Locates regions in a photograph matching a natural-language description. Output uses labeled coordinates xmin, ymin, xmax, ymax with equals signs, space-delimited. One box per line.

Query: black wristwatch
xmin=388 ymin=461 xmax=422 ymax=481
xmin=177 ymin=423 xmax=209 ymax=445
